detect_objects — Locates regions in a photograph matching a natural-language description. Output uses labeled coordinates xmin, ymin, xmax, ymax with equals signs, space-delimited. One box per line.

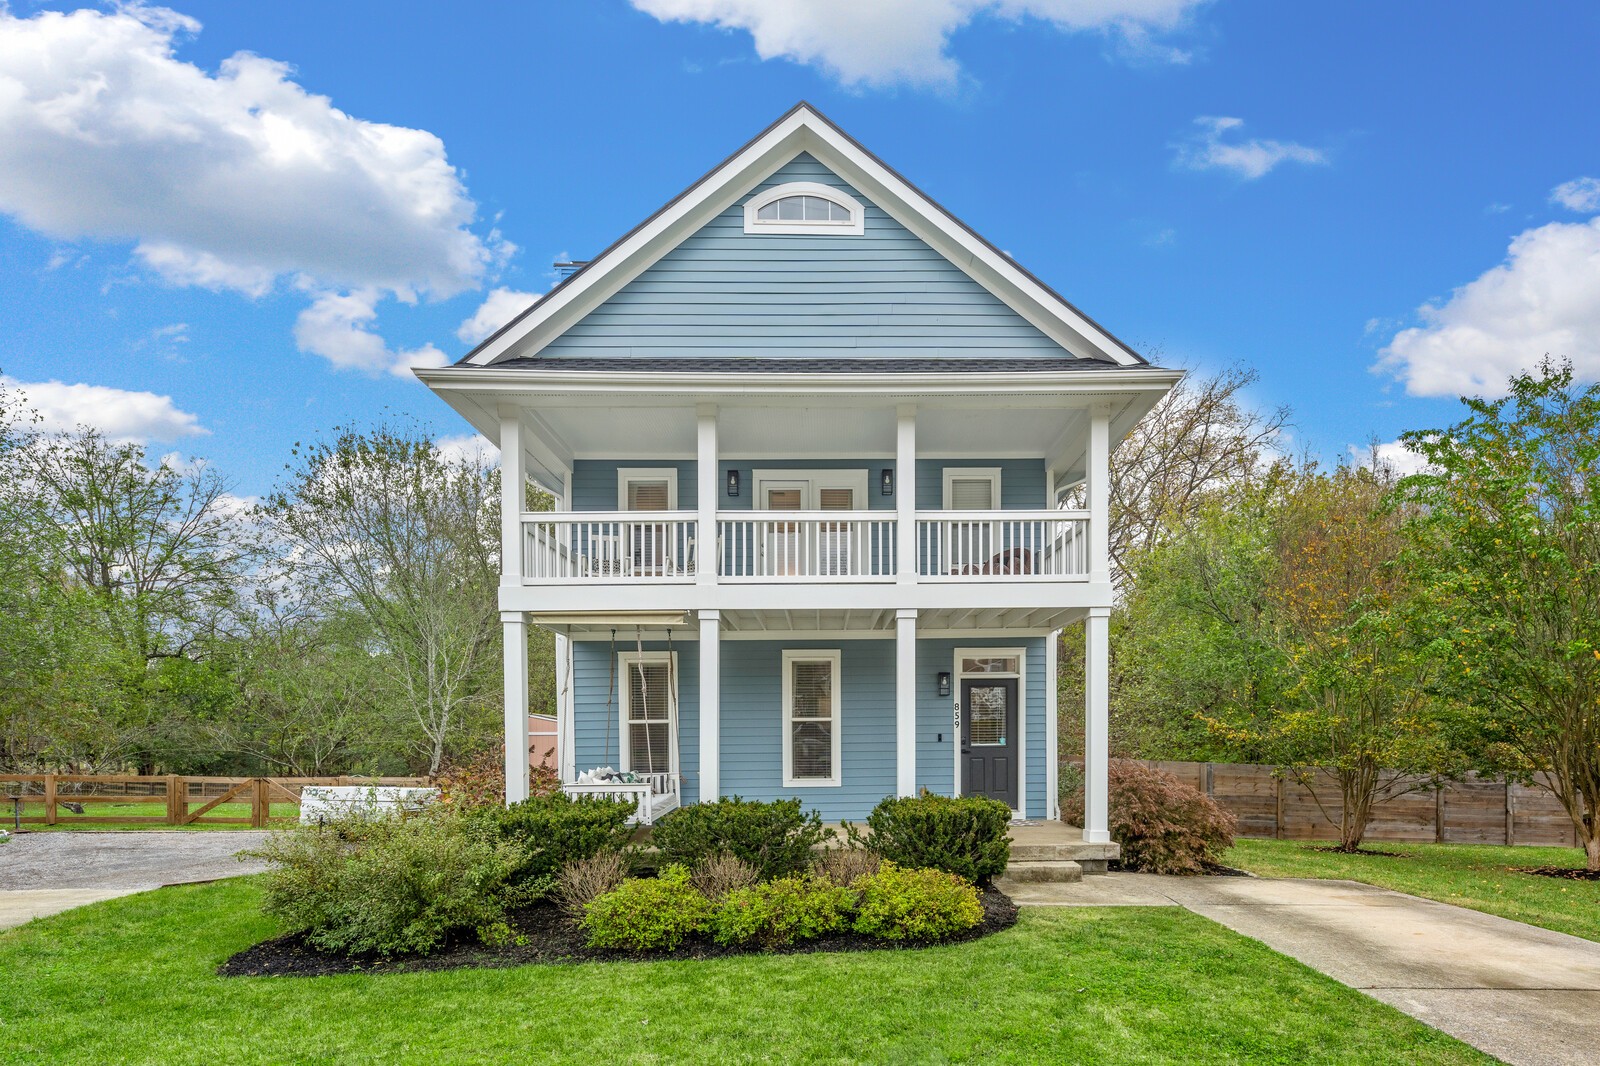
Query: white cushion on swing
xmin=576 ymin=767 xmax=640 ymax=785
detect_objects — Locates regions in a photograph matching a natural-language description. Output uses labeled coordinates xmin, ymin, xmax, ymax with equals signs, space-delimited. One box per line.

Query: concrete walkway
xmin=0 ymin=831 xmax=270 ymax=930
xmin=1011 ymin=873 xmax=1600 ymax=1066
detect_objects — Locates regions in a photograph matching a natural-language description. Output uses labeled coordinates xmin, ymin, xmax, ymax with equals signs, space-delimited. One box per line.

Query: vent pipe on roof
xmin=553 ymin=260 xmax=588 ymax=280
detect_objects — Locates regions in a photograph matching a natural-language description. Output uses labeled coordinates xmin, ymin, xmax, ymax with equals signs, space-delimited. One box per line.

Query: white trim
xmin=456 ymin=105 xmax=1142 ymax=368
xmin=751 ymin=469 xmax=870 ymax=510
xmin=618 ymin=650 xmax=680 ymax=779
xmin=782 ymin=648 xmax=843 ymax=788
xmin=942 ymin=467 xmax=1002 ymax=510
xmin=1046 ymin=629 xmax=1060 ymax=822
xmin=744 ymin=181 xmax=864 ymax=236
xmin=617 ymin=467 xmax=680 ymax=511
xmin=952 ymin=646 xmax=1027 ymax=819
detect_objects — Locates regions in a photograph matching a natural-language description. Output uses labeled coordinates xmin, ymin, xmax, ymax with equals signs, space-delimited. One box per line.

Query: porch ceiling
xmin=527 ymin=605 xmax=1088 ymax=638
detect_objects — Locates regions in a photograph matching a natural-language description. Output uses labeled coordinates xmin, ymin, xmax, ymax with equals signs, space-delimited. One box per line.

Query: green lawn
xmin=1226 ymin=838 xmax=1600 ymax=942
xmin=0 ymin=879 xmax=1488 ymax=1065
xmin=3 ymin=801 xmax=299 ymax=830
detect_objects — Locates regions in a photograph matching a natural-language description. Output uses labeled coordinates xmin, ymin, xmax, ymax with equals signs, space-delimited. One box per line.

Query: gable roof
xmin=459 ymin=103 xmax=1148 ymax=370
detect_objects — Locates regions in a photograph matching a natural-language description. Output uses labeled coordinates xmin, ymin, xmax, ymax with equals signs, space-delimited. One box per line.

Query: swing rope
xmin=602 ymin=628 xmax=617 ymax=770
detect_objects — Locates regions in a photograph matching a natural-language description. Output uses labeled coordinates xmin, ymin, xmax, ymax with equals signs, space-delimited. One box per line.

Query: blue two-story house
xmin=419 ymin=104 xmax=1178 ymax=849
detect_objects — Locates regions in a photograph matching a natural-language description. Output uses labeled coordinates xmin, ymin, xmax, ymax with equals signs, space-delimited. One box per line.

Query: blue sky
xmin=2 ymin=1 xmax=1597 ymax=495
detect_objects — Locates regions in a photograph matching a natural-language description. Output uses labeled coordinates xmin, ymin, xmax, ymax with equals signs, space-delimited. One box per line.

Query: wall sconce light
xmin=726 ymin=469 xmax=740 ymax=497
xmin=880 ymin=468 xmax=894 ymax=497
xmin=937 ymin=671 xmax=952 ymax=698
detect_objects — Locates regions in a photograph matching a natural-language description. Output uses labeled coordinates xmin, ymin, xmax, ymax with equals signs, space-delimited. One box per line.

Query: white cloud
xmin=1375 ymin=217 xmax=1600 ymax=397
xmin=1173 ymin=116 xmax=1326 ymax=180
xmin=632 ymin=0 xmax=1206 ymax=89
xmin=1349 ymin=440 xmax=1428 ymax=479
xmin=457 ymin=288 xmax=540 ymax=344
xmin=1 ymin=375 xmax=207 ymax=442
xmin=293 ymin=290 xmax=448 ymax=378
xmin=434 ymin=433 xmax=497 ymax=467
xmin=1550 ymin=177 xmax=1600 ymax=214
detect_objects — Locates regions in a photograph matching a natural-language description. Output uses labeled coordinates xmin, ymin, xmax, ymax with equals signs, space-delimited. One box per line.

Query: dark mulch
xmin=1512 ymin=865 xmax=1600 ymax=881
xmin=1106 ymin=860 xmax=1250 ymax=877
xmin=218 ymin=888 xmax=1019 ymax=978
xmin=1304 ymin=845 xmax=1408 ymax=858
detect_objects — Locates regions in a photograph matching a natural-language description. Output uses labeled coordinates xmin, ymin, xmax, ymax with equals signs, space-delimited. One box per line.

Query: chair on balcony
xmin=952 ymin=547 xmax=1035 ymax=576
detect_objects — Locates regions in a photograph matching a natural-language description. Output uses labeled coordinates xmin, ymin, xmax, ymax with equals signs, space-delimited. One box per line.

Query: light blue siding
xmin=914 ymin=458 xmax=1047 ymax=510
xmin=540 ymin=155 xmax=1070 ymax=360
xmin=570 ymin=460 xmax=698 ymax=511
xmin=570 ymin=634 xmax=1049 ymax=820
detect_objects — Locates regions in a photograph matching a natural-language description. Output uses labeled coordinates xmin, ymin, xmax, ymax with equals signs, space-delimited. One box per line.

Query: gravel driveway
xmin=0 ymin=831 xmax=271 ymax=891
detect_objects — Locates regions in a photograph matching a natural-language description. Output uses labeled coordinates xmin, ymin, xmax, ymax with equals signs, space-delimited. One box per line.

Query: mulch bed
xmin=1304 ymin=845 xmax=1408 ymax=858
xmin=1106 ymin=860 xmax=1250 ymax=876
xmin=218 ymin=888 xmax=1019 ymax=978
xmin=1511 ymin=865 xmax=1600 ymax=881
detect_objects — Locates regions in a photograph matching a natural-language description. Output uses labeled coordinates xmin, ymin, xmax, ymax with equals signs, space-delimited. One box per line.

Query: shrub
xmin=850 ymin=794 xmax=1012 ymax=885
xmin=710 ymin=875 xmax=855 ymax=948
xmin=1060 ymin=760 xmax=1236 ymax=875
xmin=650 ymin=797 xmax=829 ymax=880
xmin=580 ymin=865 xmax=712 ymax=951
xmin=812 ymin=846 xmax=882 ymax=887
xmin=251 ymin=810 xmax=515 ymax=957
xmin=690 ymin=851 xmax=760 ymax=900
xmin=471 ymin=792 xmax=638 ymax=889
xmin=434 ymin=742 xmax=559 ymax=809
xmin=553 ymin=850 xmax=630 ymax=920
xmin=852 ymin=862 xmax=984 ymax=942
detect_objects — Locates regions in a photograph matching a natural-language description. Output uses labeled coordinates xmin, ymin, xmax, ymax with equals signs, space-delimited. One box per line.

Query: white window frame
xmin=616 ymin=467 xmax=679 ymax=511
xmin=618 ymin=650 xmax=679 ymax=779
xmin=782 ymin=649 xmax=842 ymax=788
xmin=942 ymin=467 xmax=1003 ymax=510
xmin=744 ymin=181 xmax=865 ymax=236
xmin=952 ymin=646 xmax=1026 ymax=819
xmin=752 ymin=469 xmax=870 ymax=510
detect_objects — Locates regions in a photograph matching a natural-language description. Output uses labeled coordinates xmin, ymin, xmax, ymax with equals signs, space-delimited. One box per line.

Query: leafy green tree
xmin=1400 ymin=361 xmax=1600 ymax=869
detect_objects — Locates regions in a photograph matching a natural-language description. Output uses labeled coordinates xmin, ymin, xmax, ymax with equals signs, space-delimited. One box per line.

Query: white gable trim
xmin=463 ymin=104 xmax=1142 ymax=369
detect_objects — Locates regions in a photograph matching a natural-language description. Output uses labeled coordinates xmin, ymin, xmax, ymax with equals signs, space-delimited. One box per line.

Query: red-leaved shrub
xmin=435 ymin=742 xmax=560 ymax=809
xmin=1061 ymin=760 xmax=1236 ymax=874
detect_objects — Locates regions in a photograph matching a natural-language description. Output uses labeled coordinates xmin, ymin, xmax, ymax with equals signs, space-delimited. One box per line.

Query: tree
xmin=1399 ymin=361 xmax=1600 ymax=869
xmin=265 ymin=422 xmax=505 ymax=774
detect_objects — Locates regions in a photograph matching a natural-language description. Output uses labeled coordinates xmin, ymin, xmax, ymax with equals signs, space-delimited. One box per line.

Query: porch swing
xmin=564 ymin=626 xmax=682 ymax=825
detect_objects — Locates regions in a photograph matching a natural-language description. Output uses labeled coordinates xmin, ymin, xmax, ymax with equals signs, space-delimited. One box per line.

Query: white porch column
xmin=895 ymin=405 xmax=916 ymax=582
xmin=1083 ymin=607 xmax=1111 ymax=843
xmin=554 ymin=632 xmax=574 ymax=783
xmin=503 ymin=612 xmax=531 ymax=805
xmin=1087 ymin=403 xmax=1111 ymax=586
xmin=1046 ymin=628 xmax=1060 ymax=821
xmin=696 ymin=405 xmax=718 ymax=586
xmin=498 ymin=407 xmax=526 ymax=585
xmin=699 ymin=610 xmax=721 ymax=802
xmin=895 ymin=608 xmax=918 ymax=798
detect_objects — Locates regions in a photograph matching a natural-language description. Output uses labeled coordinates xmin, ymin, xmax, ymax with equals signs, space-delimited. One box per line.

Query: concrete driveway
xmin=1011 ymin=873 xmax=1600 ymax=1066
xmin=0 ymin=831 xmax=270 ymax=929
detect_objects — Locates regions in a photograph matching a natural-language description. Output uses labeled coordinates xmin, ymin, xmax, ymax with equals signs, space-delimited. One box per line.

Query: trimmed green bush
xmin=649 ymin=797 xmax=828 ymax=880
xmin=1062 ymin=759 xmax=1236 ymax=875
xmin=470 ymin=792 xmax=638 ymax=889
xmin=852 ymin=862 xmax=984 ymax=942
xmin=580 ymin=865 xmax=712 ymax=951
xmin=851 ymin=794 xmax=1011 ymax=884
xmin=710 ymin=875 xmax=855 ymax=947
xmin=252 ymin=811 xmax=515 ymax=957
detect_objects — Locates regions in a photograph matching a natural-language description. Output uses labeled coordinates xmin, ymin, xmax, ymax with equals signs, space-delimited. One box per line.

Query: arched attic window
xmin=743 ymin=182 xmax=865 ymax=236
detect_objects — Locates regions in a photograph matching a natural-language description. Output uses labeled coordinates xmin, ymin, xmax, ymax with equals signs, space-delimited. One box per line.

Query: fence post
xmin=1505 ymin=778 xmax=1516 ymax=847
xmin=1274 ymin=775 xmax=1285 ymax=840
xmin=1435 ymin=783 xmax=1445 ymax=844
xmin=166 ymin=774 xmax=180 ymax=825
xmin=1203 ymin=762 xmax=1215 ymax=798
xmin=44 ymin=773 xmax=57 ymax=826
xmin=250 ymin=779 xmax=269 ymax=828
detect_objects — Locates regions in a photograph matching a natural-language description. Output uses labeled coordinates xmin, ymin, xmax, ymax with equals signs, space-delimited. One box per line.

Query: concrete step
xmin=998 ymin=859 xmax=1083 ymax=885
xmin=1010 ymin=841 xmax=1119 ymax=864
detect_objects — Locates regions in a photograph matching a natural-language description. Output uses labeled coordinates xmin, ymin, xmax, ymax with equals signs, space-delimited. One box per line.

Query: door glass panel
xmin=968 ymin=685 xmax=1007 ymax=745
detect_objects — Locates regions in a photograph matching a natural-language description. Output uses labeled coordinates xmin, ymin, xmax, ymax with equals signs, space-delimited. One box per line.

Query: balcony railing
xmin=519 ymin=509 xmax=1090 ymax=583
xmin=718 ymin=511 xmax=897 ymax=581
xmin=915 ymin=510 xmax=1089 ymax=580
xmin=523 ymin=512 xmax=698 ymax=583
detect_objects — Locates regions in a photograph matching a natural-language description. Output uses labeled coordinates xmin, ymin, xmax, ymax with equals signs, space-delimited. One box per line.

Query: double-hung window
xmin=782 ymin=650 xmax=841 ymax=787
xmin=620 ymin=651 xmax=676 ymax=777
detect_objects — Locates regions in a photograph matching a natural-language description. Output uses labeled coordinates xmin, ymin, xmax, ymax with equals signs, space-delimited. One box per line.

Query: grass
xmin=2 ymin=800 xmax=299 ymax=831
xmin=1226 ymin=838 xmax=1600 ymax=942
xmin=0 ymin=879 xmax=1490 ymax=1065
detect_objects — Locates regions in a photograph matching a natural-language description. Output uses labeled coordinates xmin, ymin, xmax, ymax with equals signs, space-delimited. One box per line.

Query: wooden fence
xmin=0 ymin=775 xmax=429 ymax=829
xmin=1130 ymin=760 xmax=1582 ymax=848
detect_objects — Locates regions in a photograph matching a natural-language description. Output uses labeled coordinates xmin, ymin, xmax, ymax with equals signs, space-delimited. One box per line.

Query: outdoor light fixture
xmin=937 ymin=671 xmax=952 ymax=698
xmin=726 ymin=468 xmax=740 ymax=497
xmin=880 ymin=468 xmax=894 ymax=496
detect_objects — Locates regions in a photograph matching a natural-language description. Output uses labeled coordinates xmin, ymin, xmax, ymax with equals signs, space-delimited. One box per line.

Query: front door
xmin=960 ymin=678 xmax=1018 ymax=808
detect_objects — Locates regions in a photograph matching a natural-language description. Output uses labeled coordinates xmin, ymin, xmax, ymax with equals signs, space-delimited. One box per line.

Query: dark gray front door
xmin=960 ymin=678 xmax=1018 ymax=808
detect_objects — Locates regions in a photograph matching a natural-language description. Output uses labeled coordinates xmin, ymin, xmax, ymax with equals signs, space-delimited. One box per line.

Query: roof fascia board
xmin=465 ymin=105 xmax=1142 ymax=369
